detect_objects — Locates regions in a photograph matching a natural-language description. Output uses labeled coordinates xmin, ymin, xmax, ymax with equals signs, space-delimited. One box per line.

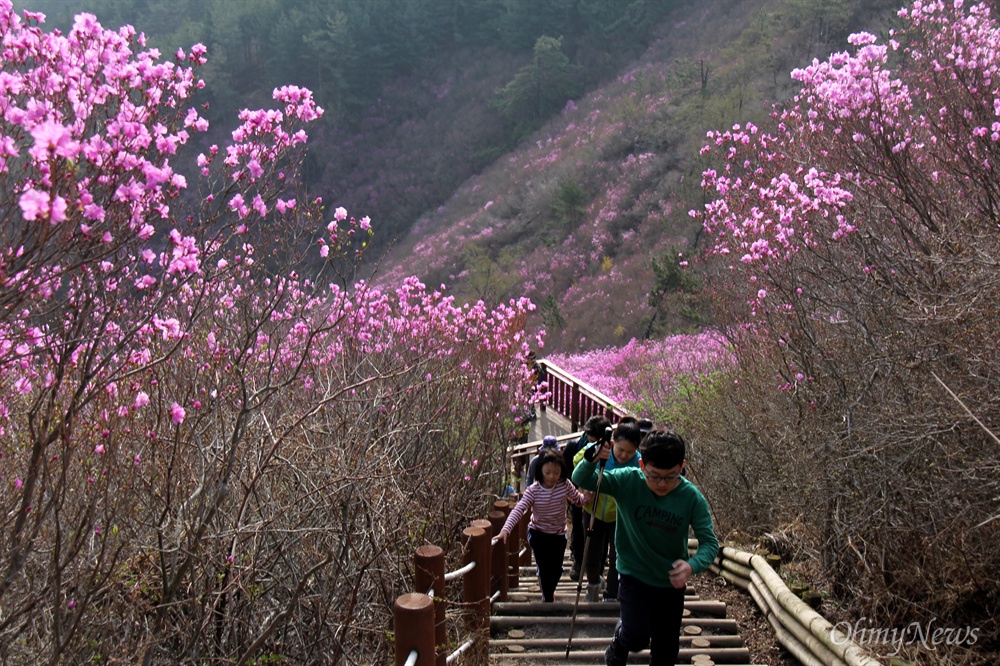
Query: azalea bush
xmin=546 ymin=332 xmax=733 ymax=409
xmin=696 ymin=1 xmax=1000 ymax=659
xmin=0 ymin=5 xmax=534 ymax=663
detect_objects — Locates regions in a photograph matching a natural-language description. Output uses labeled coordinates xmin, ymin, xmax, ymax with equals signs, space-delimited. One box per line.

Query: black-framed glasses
xmin=644 ymin=471 xmax=681 ymax=485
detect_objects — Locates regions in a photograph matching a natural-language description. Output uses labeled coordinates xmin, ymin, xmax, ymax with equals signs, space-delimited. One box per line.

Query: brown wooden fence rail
xmin=537 ymin=360 xmax=628 ymax=432
xmin=393 ymin=500 xmax=531 ymax=666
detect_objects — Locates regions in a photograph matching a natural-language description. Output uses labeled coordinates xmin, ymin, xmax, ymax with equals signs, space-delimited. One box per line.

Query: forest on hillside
xmin=375 ymin=0 xmax=902 ymax=351
xmin=17 ymin=0 xmax=690 ymax=257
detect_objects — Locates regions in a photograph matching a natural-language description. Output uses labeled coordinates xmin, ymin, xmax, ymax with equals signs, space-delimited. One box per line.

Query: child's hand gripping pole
xmin=565 ymin=427 xmax=613 ymax=658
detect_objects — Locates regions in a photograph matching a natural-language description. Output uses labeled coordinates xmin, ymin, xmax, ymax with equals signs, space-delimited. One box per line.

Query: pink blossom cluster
xmin=1 ymin=6 xmax=206 ymax=246
xmin=546 ymin=332 xmax=734 ymax=406
xmin=696 ymin=0 xmax=1000 ymax=317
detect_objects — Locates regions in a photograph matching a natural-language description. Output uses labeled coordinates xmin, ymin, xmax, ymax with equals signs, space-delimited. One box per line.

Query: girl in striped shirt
xmin=498 ymin=449 xmax=588 ymax=602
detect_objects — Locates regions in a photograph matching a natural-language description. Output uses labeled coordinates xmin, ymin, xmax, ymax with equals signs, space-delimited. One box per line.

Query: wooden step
xmin=492 ymin=599 xmax=727 ymax=617
xmin=489 ymin=577 xmax=753 ymax=666
xmin=492 ymin=646 xmax=752 ymax=662
xmin=490 ymin=616 xmax=740 ymax=631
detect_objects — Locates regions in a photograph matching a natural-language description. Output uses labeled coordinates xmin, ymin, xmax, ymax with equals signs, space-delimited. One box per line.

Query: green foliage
xmin=644 ymin=249 xmax=708 ymax=337
xmin=627 ymin=369 xmax=730 ymax=435
xmin=782 ymin=0 xmax=855 ymax=40
xmin=649 ymin=250 xmax=697 ymax=299
xmin=494 ymin=36 xmax=581 ymax=139
xmin=15 ymin=0 xmax=677 ymax=132
xmin=539 ymin=294 xmax=567 ymax=331
xmin=497 ymin=0 xmax=574 ymax=51
xmin=550 ymin=179 xmax=589 ymax=225
xmin=577 ymin=0 xmax=679 ymax=39
xmin=463 ymin=244 xmax=520 ymax=306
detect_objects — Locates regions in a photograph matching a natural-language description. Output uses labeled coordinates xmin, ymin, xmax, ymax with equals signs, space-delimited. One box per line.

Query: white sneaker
xmin=586 ymin=583 xmax=600 ymax=602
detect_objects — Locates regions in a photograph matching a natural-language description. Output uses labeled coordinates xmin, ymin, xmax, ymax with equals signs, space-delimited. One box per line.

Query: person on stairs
xmin=573 ymin=420 xmax=642 ymax=602
xmin=497 ymin=449 xmax=588 ymax=603
xmin=572 ymin=429 xmax=719 ymax=666
xmin=527 ymin=435 xmax=560 ymax=484
xmin=564 ymin=415 xmax=611 ymax=581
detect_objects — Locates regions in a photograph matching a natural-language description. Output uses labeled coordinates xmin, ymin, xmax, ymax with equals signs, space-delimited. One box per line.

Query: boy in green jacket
xmin=572 ymin=429 xmax=719 ymax=666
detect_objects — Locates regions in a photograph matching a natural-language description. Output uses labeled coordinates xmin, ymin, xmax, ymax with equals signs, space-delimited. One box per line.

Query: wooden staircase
xmin=490 ymin=558 xmax=764 ymax=665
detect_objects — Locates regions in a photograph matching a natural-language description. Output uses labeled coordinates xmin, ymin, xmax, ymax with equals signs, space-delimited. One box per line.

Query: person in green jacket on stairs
xmin=572 ymin=428 xmax=719 ymax=666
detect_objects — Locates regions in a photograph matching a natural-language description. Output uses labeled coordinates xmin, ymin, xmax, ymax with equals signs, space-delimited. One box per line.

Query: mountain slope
xmin=376 ymin=0 xmax=899 ymax=354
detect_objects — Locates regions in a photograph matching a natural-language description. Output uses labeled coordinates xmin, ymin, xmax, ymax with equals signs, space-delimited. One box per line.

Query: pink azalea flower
xmin=30 ymin=120 xmax=80 ymax=160
xmin=19 ymin=188 xmax=49 ymax=221
xmin=170 ymin=402 xmax=185 ymax=424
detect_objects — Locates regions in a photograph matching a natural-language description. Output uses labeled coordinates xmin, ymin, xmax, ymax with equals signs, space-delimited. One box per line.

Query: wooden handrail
xmin=392 ymin=500 xmax=530 ymax=666
xmin=703 ymin=542 xmax=884 ymax=666
xmin=507 ymin=359 xmax=632 ymax=471
xmin=394 ymin=506 xmax=885 ymax=665
xmin=396 ymin=359 xmax=886 ymax=666
xmin=538 ymin=360 xmax=629 ymax=431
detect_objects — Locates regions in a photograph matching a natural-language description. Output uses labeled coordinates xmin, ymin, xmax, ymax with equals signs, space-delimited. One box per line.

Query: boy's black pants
xmin=605 ymin=574 xmax=686 ymax=666
xmin=585 ymin=516 xmax=618 ymax=598
xmin=526 ymin=528 xmax=566 ymax=602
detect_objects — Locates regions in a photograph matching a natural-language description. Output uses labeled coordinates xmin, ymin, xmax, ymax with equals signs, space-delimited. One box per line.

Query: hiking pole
xmin=566 ymin=428 xmax=612 ymax=658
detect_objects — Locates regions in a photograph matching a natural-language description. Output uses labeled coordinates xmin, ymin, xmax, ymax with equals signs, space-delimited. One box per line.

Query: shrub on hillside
xmin=546 ymin=332 xmax=733 ymax=411
xmin=696 ymin=2 xmax=1000 ymax=661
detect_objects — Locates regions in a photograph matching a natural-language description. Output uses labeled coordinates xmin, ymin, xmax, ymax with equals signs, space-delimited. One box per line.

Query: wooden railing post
xmin=571 ymin=381 xmax=581 ymax=431
xmin=461 ymin=525 xmax=490 ymax=663
xmin=462 ymin=527 xmax=490 ymax=631
xmin=488 ymin=510 xmax=508 ymax=601
xmin=471 ymin=516 xmax=497 ymax=608
xmin=414 ymin=545 xmax=446 ymax=666
xmin=394 ymin=592 xmax=435 ymax=666
xmin=555 ymin=374 xmax=565 ymax=415
xmin=504 ymin=500 xmax=520 ymax=589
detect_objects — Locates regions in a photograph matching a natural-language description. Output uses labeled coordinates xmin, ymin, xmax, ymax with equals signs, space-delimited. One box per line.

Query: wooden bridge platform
xmin=527 ymin=407 xmax=573 ymax=442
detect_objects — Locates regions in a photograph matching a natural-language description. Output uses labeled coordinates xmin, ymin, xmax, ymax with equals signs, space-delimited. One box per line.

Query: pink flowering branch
xmin=690 ymin=1 xmax=1000 ymax=640
xmin=0 ymin=6 xmax=533 ymax=663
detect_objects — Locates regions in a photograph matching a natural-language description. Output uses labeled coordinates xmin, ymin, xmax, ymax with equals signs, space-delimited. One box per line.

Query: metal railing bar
xmin=445 ymin=638 xmax=475 ymax=665
xmin=444 ymin=560 xmax=475 ymax=582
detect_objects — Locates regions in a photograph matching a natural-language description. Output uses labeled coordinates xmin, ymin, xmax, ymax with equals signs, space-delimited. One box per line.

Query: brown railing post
xmin=551 ymin=374 xmax=562 ymax=414
xmin=488 ymin=510 xmax=508 ymax=601
xmin=571 ymin=381 xmax=581 ymax=431
xmin=414 ymin=545 xmax=446 ymax=666
xmin=470 ymin=517 xmax=496 ymax=610
xmin=462 ymin=525 xmax=491 ymax=656
xmin=471 ymin=518 xmax=493 ymax=544
xmin=394 ymin=592 xmax=435 ymax=666
xmin=505 ymin=500 xmax=520 ymax=589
